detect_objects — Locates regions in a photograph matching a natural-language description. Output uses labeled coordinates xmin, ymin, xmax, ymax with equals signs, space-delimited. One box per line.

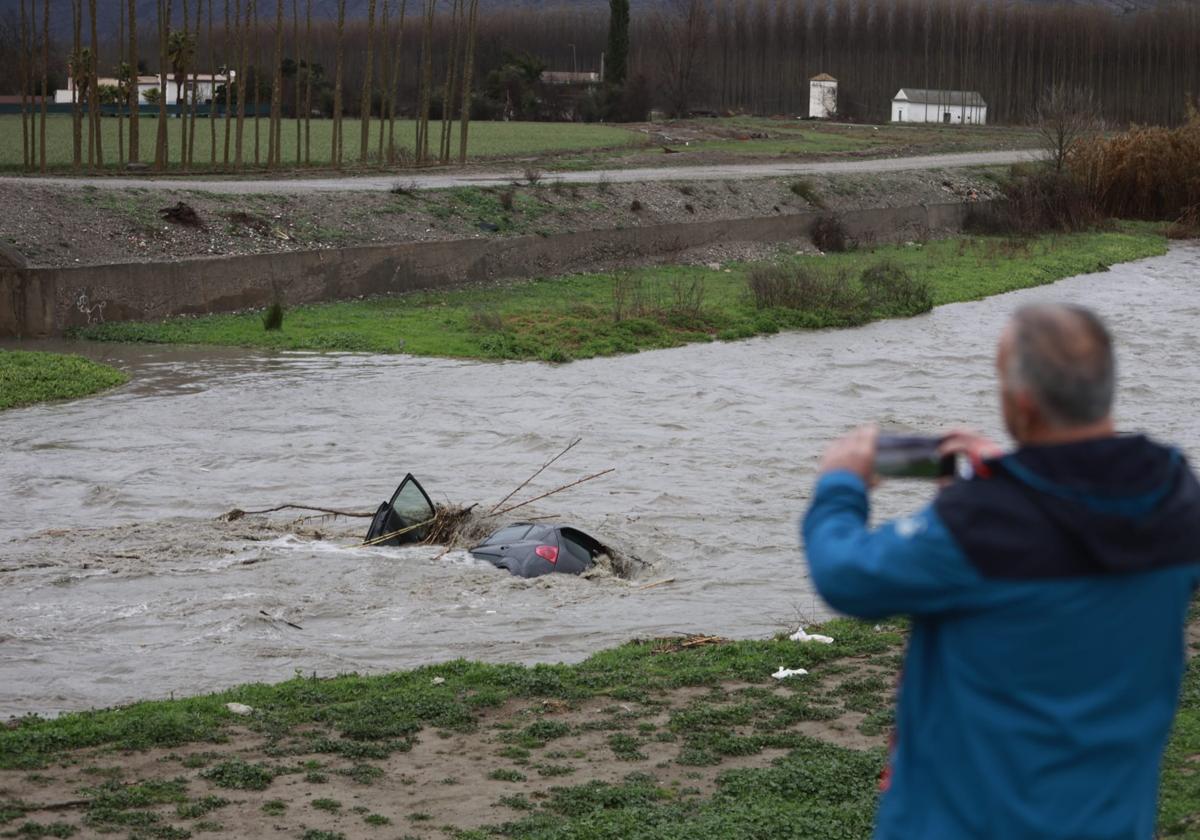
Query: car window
xmin=390 ymin=474 xmax=435 ymax=526
xmin=482 ymin=525 xmax=533 ymax=545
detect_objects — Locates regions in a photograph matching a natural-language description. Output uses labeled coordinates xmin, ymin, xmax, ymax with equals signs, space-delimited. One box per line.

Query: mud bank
xmin=1 ymin=201 xmax=980 ymax=339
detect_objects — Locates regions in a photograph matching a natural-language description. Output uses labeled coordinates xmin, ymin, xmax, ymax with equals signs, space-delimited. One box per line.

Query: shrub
xmin=789 ymin=178 xmax=826 ymax=208
xmin=498 ymin=188 xmax=516 ymax=211
xmin=467 ymin=307 xmax=504 ymax=332
xmin=1166 ymin=204 xmax=1200 ymax=240
xmin=746 ymin=265 xmax=863 ymax=317
xmin=630 ymin=199 xmax=643 ymax=212
xmin=810 ymin=215 xmax=852 ymax=252
xmin=1069 ymin=109 xmax=1200 ymax=220
xmin=965 ymin=168 xmax=1100 ymax=236
xmin=859 ymin=262 xmax=933 ymax=317
xmin=262 ymin=302 xmax=285 ymax=331
xmin=524 ymin=166 xmax=543 ymax=186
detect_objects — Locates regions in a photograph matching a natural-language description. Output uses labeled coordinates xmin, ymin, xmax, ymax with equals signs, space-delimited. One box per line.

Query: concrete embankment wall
xmin=0 ymin=201 xmax=977 ymax=338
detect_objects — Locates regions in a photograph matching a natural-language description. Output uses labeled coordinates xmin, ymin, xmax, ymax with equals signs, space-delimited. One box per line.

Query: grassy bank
xmin=0 ymin=116 xmax=643 ymax=172
xmin=0 ymin=617 xmax=1196 ymax=839
xmin=73 ymin=228 xmax=1167 ymax=362
xmin=0 ymin=350 xmax=127 ymax=410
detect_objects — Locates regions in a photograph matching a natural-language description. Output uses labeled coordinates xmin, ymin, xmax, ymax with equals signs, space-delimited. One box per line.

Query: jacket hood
xmin=993 ymin=435 xmax=1200 ymax=574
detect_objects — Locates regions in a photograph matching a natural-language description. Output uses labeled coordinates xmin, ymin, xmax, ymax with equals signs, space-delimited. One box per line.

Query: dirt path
xmin=0 ymin=150 xmax=1040 ymax=195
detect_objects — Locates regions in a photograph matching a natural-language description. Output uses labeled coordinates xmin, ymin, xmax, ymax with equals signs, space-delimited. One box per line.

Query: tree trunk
xmin=118 ymin=0 xmax=125 ymax=165
xmin=293 ymin=0 xmax=300 ymax=165
xmin=180 ymin=0 xmax=190 ymax=168
xmin=40 ymin=0 xmax=48 ymax=173
xmin=128 ymin=0 xmax=139 ymax=163
xmin=223 ymin=0 xmax=232 ymax=165
xmin=19 ymin=0 xmax=30 ymax=171
xmin=358 ymin=0 xmax=377 ymax=162
xmin=252 ymin=0 xmax=260 ymax=166
xmin=303 ymin=0 xmax=312 ymax=164
xmin=332 ymin=0 xmax=346 ymax=166
xmin=438 ymin=0 xmax=463 ymax=165
xmin=190 ymin=0 xmax=202 ymax=167
xmin=71 ymin=0 xmax=81 ymax=168
xmin=235 ymin=0 xmax=246 ymax=167
xmin=208 ymin=0 xmax=216 ymax=165
xmin=386 ymin=0 xmax=406 ymax=164
xmin=156 ymin=0 xmax=171 ymax=169
xmin=458 ymin=0 xmax=479 ymax=164
xmin=415 ymin=0 xmax=434 ymax=163
xmin=376 ymin=0 xmax=390 ymax=162
xmin=268 ymin=0 xmax=284 ymax=167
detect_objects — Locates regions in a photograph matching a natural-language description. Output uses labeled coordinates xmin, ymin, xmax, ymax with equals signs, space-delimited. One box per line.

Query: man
xmin=803 ymin=304 xmax=1200 ymax=840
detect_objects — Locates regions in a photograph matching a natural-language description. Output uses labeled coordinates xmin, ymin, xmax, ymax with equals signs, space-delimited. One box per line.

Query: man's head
xmin=997 ymin=304 xmax=1116 ymax=445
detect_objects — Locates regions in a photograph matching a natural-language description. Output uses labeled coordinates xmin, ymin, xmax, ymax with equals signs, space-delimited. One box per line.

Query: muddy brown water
xmin=2 ymin=244 xmax=1197 ymax=718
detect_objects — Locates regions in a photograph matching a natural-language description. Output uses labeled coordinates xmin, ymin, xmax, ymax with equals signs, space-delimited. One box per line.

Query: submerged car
xmin=469 ymin=523 xmax=607 ymax=578
xmin=364 ymin=474 xmax=436 ymax=546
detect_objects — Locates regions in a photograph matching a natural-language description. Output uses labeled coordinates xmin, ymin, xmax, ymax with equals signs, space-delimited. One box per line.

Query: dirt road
xmin=0 ymin=149 xmax=1039 ymax=195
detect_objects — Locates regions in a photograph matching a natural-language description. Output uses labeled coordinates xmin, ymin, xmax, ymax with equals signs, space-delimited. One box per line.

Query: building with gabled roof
xmin=891 ymin=88 xmax=987 ymax=125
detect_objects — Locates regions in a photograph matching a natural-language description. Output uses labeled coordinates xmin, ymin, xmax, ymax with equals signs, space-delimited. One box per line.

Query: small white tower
xmin=809 ymin=74 xmax=838 ymax=119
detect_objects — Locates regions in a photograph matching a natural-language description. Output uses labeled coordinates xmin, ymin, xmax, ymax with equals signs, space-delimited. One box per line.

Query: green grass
xmin=0 ymin=612 xmax=1196 ymax=838
xmin=0 ymin=350 xmax=127 ymax=410
xmin=72 ymin=228 xmax=1167 ymax=363
xmin=0 ymin=115 xmax=644 ymax=172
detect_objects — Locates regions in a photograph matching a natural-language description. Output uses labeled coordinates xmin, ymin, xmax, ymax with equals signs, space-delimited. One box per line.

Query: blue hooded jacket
xmin=802 ymin=435 xmax=1200 ymax=840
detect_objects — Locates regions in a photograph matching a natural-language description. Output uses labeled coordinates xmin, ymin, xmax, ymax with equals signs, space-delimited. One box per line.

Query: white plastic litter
xmin=431 ymin=677 xmax=446 ymax=685
xmin=789 ymin=626 xmax=834 ymax=644
xmin=224 ymin=702 xmax=254 ymax=716
xmin=771 ymin=666 xmax=809 ymax=680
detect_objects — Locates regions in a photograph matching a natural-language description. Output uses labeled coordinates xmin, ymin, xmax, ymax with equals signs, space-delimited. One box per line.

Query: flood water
xmin=2 ymin=244 xmax=1197 ymax=718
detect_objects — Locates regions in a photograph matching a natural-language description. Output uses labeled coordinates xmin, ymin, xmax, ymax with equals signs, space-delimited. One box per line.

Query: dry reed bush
xmin=965 ymin=169 xmax=1100 ymax=236
xmin=1069 ymin=109 xmax=1200 ymax=220
xmin=746 ymin=265 xmax=859 ymax=312
xmin=810 ymin=215 xmax=853 ymax=253
xmin=1166 ymin=205 xmax=1200 ymax=240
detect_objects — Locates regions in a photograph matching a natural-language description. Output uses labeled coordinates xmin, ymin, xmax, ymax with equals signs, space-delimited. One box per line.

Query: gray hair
xmin=1006 ymin=304 xmax=1116 ymax=427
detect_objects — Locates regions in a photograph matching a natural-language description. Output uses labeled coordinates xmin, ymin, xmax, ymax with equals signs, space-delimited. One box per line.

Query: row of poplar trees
xmin=13 ymin=0 xmax=482 ymax=172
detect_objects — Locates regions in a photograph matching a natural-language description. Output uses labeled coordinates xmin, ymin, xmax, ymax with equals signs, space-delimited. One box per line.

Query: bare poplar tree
xmin=332 ymin=0 xmax=346 ymax=165
xmin=118 ymin=0 xmax=125 ymax=165
xmin=268 ymin=0 xmax=284 ymax=167
xmin=89 ymin=0 xmax=102 ymax=168
xmin=189 ymin=0 xmax=202 ymax=167
xmin=223 ymin=0 xmax=232 ymax=165
xmin=376 ymin=0 xmax=390 ymax=161
xmin=39 ymin=0 xmax=48 ymax=172
xmin=156 ymin=0 xmax=171 ymax=169
xmin=70 ymin=0 xmax=82 ymax=168
xmin=251 ymin=0 xmax=261 ymax=165
xmin=303 ymin=0 xmax=312 ymax=164
xmin=438 ymin=0 xmax=463 ymax=164
xmin=415 ymin=0 xmax=434 ymax=163
xmin=293 ymin=0 xmax=300 ymax=164
xmin=457 ymin=0 xmax=480 ymax=164
xmin=235 ymin=0 xmax=247 ymax=167
xmin=654 ymin=0 xmax=710 ymax=118
xmin=179 ymin=0 xmax=190 ymax=167
xmin=358 ymin=0 xmax=377 ymax=162
xmin=1033 ymin=84 xmax=1103 ymax=171
xmin=128 ymin=0 xmax=139 ymax=164
xmin=19 ymin=0 xmax=31 ymax=171
xmin=208 ymin=0 xmax=216 ymax=164
xmin=386 ymin=0 xmax=406 ymax=163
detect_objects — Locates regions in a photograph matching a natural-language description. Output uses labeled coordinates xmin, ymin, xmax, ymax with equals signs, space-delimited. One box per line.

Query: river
xmin=1 ymin=243 xmax=1196 ymax=717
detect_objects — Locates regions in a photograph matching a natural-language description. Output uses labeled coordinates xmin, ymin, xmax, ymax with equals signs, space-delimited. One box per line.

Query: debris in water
xmin=652 ymin=634 xmax=728 ymax=654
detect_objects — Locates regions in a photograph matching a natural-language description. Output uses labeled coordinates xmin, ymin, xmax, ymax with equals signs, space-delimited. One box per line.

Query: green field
xmin=0 ymin=349 xmax=127 ymax=410
xmin=0 ymin=114 xmax=645 ymax=171
xmin=72 ymin=228 xmax=1167 ymax=362
xmin=0 ymin=613 xmax=1197 ymax=838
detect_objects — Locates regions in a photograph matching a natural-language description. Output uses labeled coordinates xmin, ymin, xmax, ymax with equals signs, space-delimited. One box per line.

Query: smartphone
xmin=874 ymin=434 xmax=956 ymax=479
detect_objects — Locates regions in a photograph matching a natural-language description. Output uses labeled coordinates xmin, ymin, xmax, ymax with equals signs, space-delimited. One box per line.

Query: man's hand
xmin=938 ymin=428 xmax=1004 ymax=462
xmin=818 ymin=424 xmax=879 ymax=485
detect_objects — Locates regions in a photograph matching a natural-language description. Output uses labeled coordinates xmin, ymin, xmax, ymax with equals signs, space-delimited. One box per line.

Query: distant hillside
xmin=0 ymin=0 xmax=1171 ymax=39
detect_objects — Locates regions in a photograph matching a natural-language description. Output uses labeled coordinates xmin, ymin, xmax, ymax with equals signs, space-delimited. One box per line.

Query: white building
xmin=809 ymin=74 xmax=837 ymax=119
xmin=891 ymin=88 xmax=987 ymax=125
xmin=55 ymin=72 xmax=234 ymax=106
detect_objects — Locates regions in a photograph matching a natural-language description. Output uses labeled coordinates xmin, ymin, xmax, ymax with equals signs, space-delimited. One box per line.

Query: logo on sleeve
xmin=894 ymin=515 xmax=928 ymax=540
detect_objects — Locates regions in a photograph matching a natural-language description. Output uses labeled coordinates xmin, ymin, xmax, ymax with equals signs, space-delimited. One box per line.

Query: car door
xmin=385 ymin=473 xmax=436 ymax=543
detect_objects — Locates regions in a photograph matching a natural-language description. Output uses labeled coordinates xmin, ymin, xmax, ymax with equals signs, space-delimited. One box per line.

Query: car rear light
xmin=535 ymin=545 xmax=558 ymax=564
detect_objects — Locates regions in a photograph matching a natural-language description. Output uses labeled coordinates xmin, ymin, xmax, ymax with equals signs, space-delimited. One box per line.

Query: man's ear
xmin=1014 ymin=390 xmax=1041 ymax=436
